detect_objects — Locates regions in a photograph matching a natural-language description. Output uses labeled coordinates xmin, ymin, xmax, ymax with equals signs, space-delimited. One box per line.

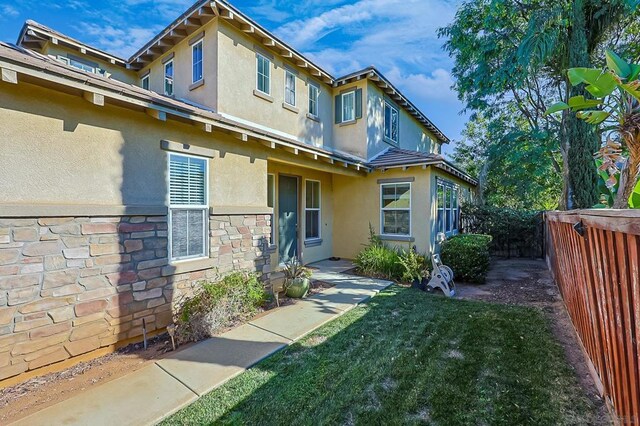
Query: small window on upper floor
xmin=56 ymin=55 xmax=96 ymax=74
xmin=192 ymin=40 xmax=203 ymax=84
xmin=164 ymin=60 xmax=174 ymax=96
xmin=284 ymin=70 xmax=296 ymax=106
xmin=384 ymin=101 xmax=399 ymax=143
xmin=141 ymin=75 xmax=149 ymax=90
xmin=308 ymin=83 xmax=319 ymax=117
xmin=342 ymin=91 xmax=355 ymax=122
xmin=256 ymin=53 xmax=271 ymax=95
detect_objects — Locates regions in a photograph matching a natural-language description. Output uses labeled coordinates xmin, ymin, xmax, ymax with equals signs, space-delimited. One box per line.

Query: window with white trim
xmin=308 ymin=83 xmax=319 ymax=117
xmin=284 ymin=70 xmax=296 ymax=106
xmin=57 ymin=55 xmax=96 ymax=73
xmin=342 ymin=91 xmax=355 ymax=122
xmin=267 ymin=173 xmax=275 ymax=245
xmin=305 ymin=180 xmax=321 ymax=240
xmin=437 ymin=179 xmax=460 ymax=235
xmin=164 ymin=60 xmax=174 ymax=96
xmin=380 ymin=183 xmax=411 ymax=236
xmin=168 ymin=153 xmax=208 ymax=261
xmin=384 ymin=101 xmax=399 ymax=143
xmin=192 ymin=40 xmax=203 ymax=83
xmin=141 ymin=75 xmax=149 ymax=90
xmin=256 ymin=53 xmax=270 ymax=95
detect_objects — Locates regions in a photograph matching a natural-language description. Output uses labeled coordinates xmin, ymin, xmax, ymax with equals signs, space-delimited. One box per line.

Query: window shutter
xmin=335 ymin=95 xmax=342 ymax=124
xmin=355 ymin=88 xmax=363 ymax=119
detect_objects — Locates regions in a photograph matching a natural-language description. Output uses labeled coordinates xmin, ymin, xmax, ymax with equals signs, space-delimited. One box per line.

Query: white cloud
xmin=80 ymin=23 xmax=164 ymax=58
xmin=385 ymin=67 xmax=457 ymax=103
xmin=0 ymin=4 xmax=19 ymax=18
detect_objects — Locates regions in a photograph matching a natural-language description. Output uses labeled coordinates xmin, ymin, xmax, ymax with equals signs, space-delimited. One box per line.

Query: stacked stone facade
xmin=0 ymin=213 xmax=271 ymax=381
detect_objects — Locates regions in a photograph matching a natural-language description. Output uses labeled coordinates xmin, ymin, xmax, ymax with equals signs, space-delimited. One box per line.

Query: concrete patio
xmin=10 ymin=261 xmax=392 ymax=426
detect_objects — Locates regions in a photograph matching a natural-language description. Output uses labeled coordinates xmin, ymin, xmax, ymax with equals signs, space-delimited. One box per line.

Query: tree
xmin=439 ymin=0 xmax=639 ymax=209
xmin=546 ymin=50 xmax=640 ymax=208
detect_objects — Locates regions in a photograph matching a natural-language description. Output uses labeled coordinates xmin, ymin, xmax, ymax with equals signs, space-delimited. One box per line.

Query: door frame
xmin=277 ymin=173 xmax=302 ymax=265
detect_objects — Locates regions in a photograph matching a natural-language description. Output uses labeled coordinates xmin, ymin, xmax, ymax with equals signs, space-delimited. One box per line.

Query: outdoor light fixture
xmin=573 ymin=221 xmax=586 ymax=238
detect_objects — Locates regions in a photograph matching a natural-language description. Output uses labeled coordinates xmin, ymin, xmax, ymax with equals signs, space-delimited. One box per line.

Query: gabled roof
xmin=368 ymin=148 xmax=477 ymax=185
xmin=127 ymin=0 xmax=334 ymax=83
xmin=16 ymin=20 xmax=127 ymax=67
xmin=335 ymin=67 xmax=449 ymax=144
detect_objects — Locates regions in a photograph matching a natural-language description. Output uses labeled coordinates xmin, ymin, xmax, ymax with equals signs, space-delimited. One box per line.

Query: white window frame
xmin=304 ymin=179 xmax=321 ymax=242
xmin=141 ymin=75 xmax=149 ymax=90
xmin=167 ymin=152 xmax=209 ymax=262
xmin=384 ymin=101 xmax=399 ymax=143
xmin=308 ymin=83 xmax=319 ymax=117
xmin=164 ymin=59 xmax=174 ymax=96
xmin=192 ymin=40 xmax=203 ymax=84
xmin=256 ymin=53 xmax=271 ymax=95
xmin=267 ymin=173 xmax=276 ymax=246
xmin=284 ymin=70 xmax=296 ymax=106
xmin=342 ymin=91 xmax=356 ymax=122
xmin=380 ymin=182 xmax=412 ymax=237
xmin=437 ymin=179 xmax=460 ymax=236
xmin=57 ymin=55 xmax=96 ymax=73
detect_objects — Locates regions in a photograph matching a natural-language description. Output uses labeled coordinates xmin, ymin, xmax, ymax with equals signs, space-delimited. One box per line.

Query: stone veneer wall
xmin=0 ymin=214 xmax=271 ymax=381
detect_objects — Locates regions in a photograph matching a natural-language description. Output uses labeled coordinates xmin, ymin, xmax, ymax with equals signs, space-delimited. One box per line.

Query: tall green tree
xmin=440 ymin=0 xmax=638 ymax=209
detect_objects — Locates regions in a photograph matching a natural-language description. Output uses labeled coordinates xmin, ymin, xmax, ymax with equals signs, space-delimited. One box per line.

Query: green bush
xmin=176 ymin=272 xmax=269 ymax=343
xmin=440 ymin=234 xmax=492 ymax=284
xmin=355 ymin=243 xmax=404 ymax=281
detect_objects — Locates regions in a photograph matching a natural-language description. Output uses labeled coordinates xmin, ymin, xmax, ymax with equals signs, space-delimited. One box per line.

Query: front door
xmin=278 ymin=175 xmax=298 ymax=264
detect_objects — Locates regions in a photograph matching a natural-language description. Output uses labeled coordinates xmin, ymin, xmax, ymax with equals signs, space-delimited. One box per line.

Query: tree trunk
xmin=613 ymin=145 xmax=640 ymax=209
xmin=566 ymin=0 xmax=600 ymax=209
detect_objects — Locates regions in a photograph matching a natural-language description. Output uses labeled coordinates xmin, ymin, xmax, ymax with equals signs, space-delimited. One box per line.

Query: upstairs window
xmin=141 ymin=75 xmax=149 ymax=90
xmin=284 ymin=70 xmax=296 ymax=106
xmin=384 ymin=101 xmax=399 ymax=143
xmin=342 ymin=91 xmax=355 ymax=122
xmin=305 ymin=180 xmax=321 ymax=240
xmin=256 ymin=53 xmax=271 ymax=95
xmin=168 ymin=153 xmax=208 ymax=261
xmin=308 ymin=83 xmax=319 ymax=117
xmin=57 ymin=55 xmax=96 ymax=73
xmin=192 ymin=40 xmax=203 ymax=83
xmin=380 ymin=182 xmax=411 ymax=236
xmin=437 ymin=179 xmax=460 ymax=236
xmin=164 ymin=60 xmax=174 ymax=96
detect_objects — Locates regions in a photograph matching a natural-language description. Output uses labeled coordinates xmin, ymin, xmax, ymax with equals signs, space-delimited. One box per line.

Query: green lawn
xmin=162 ymin=286 xmax=596 ymax=425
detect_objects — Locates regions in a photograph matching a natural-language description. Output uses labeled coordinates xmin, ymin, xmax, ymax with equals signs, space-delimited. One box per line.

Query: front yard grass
xmin=162 ymin=286 xmax=596 ymax=425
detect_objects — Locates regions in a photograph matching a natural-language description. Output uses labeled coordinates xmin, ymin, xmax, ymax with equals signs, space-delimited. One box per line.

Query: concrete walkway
xmin=11 ymin=262 xmax=392 ymax=426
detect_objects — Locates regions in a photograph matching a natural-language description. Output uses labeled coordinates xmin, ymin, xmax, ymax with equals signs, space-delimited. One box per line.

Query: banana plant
xmin=546 ymin=50 xmax=640 ymax=209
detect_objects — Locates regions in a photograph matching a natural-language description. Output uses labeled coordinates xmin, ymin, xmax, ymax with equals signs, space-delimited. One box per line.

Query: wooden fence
xmin=546 ymin=210 xmax=640 ymax=424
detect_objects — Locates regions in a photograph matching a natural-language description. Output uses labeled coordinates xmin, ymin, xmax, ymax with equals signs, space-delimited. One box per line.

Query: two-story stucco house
xmin=0 ymin=0 xmax=476 ymax=382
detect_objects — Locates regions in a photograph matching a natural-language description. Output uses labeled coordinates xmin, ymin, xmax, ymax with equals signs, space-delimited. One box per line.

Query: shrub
xmin=440 ymin=234 xmax=492 ymax=284
xmin=175 ymin=272 xmax=269 ymax=343
xmin=354 ymin=243 xmax=404 ymax=281
xmin=398 ymin=248 xmax=429 ymax=283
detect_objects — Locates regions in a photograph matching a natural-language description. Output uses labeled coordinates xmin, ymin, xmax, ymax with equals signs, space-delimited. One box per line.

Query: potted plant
xmin=283 ymin=257 xmax=312 ymax=298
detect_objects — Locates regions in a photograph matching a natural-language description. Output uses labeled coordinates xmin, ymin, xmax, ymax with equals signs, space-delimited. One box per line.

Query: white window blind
xmin=168 ymin=153 xmax=208 ymax=261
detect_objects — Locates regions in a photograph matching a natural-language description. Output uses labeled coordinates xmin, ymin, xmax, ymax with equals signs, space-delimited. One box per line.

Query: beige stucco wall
xmin=0 ymin=80 xmax=267 ymax=209
xmin=41 ymin=43 xmax=135 ymax=84
xmin=137 ymin=21 xmax=219 ymax=111
xmin=366 ymin=82 xmax=441 ymax=159
xmin=333 ymin=168 xmax=432 ymax=259
xmin=332 ymin=80 xmax=368 ymax=159
xmin=266 ymin=162 xmax=334 ymax=268
xmin=216 ymin=21 xmax=333 ymax=150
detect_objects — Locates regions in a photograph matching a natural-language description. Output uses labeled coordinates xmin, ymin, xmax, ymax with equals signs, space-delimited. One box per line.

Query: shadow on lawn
xmin=161 ymin=287 xmax=600 ymax=426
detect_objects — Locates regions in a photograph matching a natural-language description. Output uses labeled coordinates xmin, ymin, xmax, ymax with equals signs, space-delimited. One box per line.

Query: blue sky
xmin=0 ymin=0 xmax=467 ymax=156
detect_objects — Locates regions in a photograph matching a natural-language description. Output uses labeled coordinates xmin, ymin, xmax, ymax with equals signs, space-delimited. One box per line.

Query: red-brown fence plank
xmin=546 ymin=211 xmax=640 ymax=424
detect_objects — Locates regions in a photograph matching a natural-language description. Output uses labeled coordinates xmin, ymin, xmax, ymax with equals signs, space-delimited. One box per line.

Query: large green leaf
xmin=576 ymin=110 xmax=610 ymax=124
xmin=606 ymin=50 xmax=631 ymax=78
xmin=544 ymin=102 xmax=569 ymax=115
xmin=630 ymin=179 xmax=640 ymax=208
xmin=620 ymin=83 xmax=640 ymax=101
xmin=568 ymin=68 xmax=618 ymax=97
xmin=629 ymin=64 xmax=640 ymax=81
xmin=567 ymin=96 xmax=603 ymax=110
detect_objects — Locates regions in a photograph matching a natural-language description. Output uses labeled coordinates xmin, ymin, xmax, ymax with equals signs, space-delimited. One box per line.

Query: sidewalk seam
xmin=246 ymin=323 xmax=294 ymax=342
xmin=155 ymin=362 xmax=201 ymax=397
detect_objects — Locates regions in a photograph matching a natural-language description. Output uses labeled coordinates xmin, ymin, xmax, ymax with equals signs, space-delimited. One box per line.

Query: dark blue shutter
xmin=355 ymin=88 xmax=363 ymax=119
xmin=335 ymin=95 xmax=342 ymax=124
